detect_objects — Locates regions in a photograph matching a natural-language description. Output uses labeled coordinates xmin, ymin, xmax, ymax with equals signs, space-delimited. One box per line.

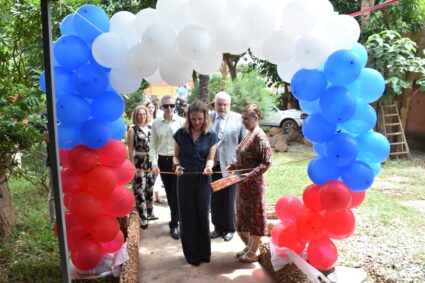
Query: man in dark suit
xmin=210 ymin=91 xmax=247 ymax=241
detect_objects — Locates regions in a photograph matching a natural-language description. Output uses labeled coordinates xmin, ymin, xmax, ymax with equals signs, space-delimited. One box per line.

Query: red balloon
xmin=109 ymin=159 xmax=136 ymax=186
xmin=71 ymin=239 xmax=103 ymax=270
xmin=102 ymin=186 xmax=135 ymax=217
xmin=59 ymin=149 xmax=70 ymax=167
xmin=100 ymin=230 xmax=124 ymax=254
xmin=275 ymin=196 xmax=304 ymax=222
xmin=307 ymin=237 xmax=338 ymax=270
xmin=69 ymin=192 xmax=102 ymax=225
xmin=297 ymin=209 xmax=325 ymax=241
xmin=90 ymin=214 xmax=120 ymax=243
xmin=349 ymin=191 xmax=366 ymax=208
xmin=302 ymin=184 xmax=324 ymax=211
xmin=67 ymin=225 xmax=90 ymax=251
xmin=320 ymin=181 xmax=352 ymax=211
xmin=324 ymin=209 xmax=355 ymax=240
xmin=97 ymin=140 xmax=127 ymax=166
xmin=271 ymin=221 xmax=306 ymax=254
xmin=61 ymin=168 xmax=82 ymax=194
xmin=81 ymin=166 xmax=117 ymax=198
xmin=68 ymin=145 xmax=98 ymax=173
xmin=63 ymin=192 xmax=75 ymax=210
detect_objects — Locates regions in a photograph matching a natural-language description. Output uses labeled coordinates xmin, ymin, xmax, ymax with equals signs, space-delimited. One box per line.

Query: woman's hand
xmin=203 ymin=165 xmax=213 ymax=176
xmin=175 ymin=165 xmax=184 ymax=176
xmin=226 ymin=163 xmax=237 ymax=173
xmin=152 ymin=166 xmax=160 ymax=175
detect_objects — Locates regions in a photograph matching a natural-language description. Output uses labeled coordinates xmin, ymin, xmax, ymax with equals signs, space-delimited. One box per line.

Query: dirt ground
xmin=138 ymin=189 xmax=274 ymax=283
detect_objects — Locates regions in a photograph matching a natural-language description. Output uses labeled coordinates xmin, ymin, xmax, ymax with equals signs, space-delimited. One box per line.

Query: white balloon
xmin=239 ymin=2 xmax=276 ymax=40
xmin=310 ymin=0 xmax=334 ymax=22
xmin=294 ymin=33 xmax=330 ymax=69
xmin=142 ymin=21 xmax=176 ymax=59
xmin=110 ymin=11 xmax=139 ymax=46
xmin=159 ymin=52 xmax=194 ymax=86
xmin=177 ymin=25 xmax=211 ymax=60
xmin=194 ymin=49 xmax=222 ymax=75
xmin=92 ymin=32 xmax=128 ymax=68
xmin=262 ymin=29 xmax=295 ymax=65
xmin=277 ymin=59 xmax=301 ymax=83
xmin=127 ymin=43 xmax=159 ymax=78
xmin=224 ymin=0 xmax=245 ymax=19
xmin=134 ymin=8 xmax=159 ymax=37
xmin=209 ymin=20 xmax=249 ymax=55
xmin=110 ymin=66 xmax=143 ymax=94
xmin=188 ymin=0 xmax=226 ymax=29
xmin=250 ymin=39 xmax=266 ymax=60
xmin=145 ymin=70 xmax=164 ymax=84
xmin=156 ymin=0 xmax=190 ymax=31
xmin=281 ymin=0 xmax=318 ymax=36
xmin=320 ymin=14 xmax=361 ymax=51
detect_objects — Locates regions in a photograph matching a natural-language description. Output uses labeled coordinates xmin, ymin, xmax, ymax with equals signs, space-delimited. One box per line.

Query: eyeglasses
xmin=162 ymin=104 xmax=176 ymax=109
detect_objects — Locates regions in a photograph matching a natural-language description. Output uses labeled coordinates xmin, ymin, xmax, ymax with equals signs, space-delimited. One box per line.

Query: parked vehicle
xmin=260 ymin=105 xmax=308 ymax=134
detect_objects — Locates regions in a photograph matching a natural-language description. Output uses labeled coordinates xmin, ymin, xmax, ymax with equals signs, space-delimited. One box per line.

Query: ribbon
xmin=350 ymin=0 xmax=401 ymax=17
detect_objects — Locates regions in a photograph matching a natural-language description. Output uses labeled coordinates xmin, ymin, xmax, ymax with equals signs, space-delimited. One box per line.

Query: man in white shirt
xmin=150 ymin=96 xmax=185 ymax=239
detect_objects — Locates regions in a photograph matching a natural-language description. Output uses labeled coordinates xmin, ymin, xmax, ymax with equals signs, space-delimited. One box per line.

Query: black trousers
xmin=210 ymin=163 xmax=237 ymax=233
xmin=178 ymin=172 xmax=211 ymax=263
xmin=158 ymin=155 xmax=179 ymax=229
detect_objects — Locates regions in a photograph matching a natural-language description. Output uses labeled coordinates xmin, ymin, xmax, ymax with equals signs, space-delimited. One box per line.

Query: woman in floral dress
xmin=127 ymin=105 xmax=157 ymax=229
xmin=227 ymin=104 xmax=272 ymax=263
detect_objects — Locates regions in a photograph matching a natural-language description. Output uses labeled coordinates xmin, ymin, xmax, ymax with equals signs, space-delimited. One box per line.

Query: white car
xmin=260 ymin=105 xmax=308 ymax=134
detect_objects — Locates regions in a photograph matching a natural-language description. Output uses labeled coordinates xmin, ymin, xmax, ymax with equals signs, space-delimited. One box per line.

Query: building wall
xmin=405 ymin=91 xmax=425 ymax=150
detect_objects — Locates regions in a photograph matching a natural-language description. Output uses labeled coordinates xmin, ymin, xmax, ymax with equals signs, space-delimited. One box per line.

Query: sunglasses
xmin=162 ymin=104 xmax=176 ymax=109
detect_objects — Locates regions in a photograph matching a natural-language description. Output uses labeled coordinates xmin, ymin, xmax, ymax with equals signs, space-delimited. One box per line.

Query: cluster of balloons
xmin=40 ymin=5 xmax=136 ymax=271
xmin=60 ymin=0 xmax=362 ymax=90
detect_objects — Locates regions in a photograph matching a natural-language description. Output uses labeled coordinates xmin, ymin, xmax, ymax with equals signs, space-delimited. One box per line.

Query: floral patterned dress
xmin=235 ymin=127 xmax=272 ymax=236
xmin=132 ymin=125 xmax=155 ymax=222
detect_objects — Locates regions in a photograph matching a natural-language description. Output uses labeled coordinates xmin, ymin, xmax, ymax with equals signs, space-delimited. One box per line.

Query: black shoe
xmin=141 ymin=223 xmax=148 ymax=229
xmin=188 ymin=260 xmax=200 ymax=266
xmin=210 ymin=230 xmax=222 ymax=239
xmin=223 ymin=232 xmax=233 ymax=242
xmin=170 ymin=227 xmax=180 ymax=240
xmin=200 ymin=257 xmax=210 ymax=263
xmin=147 ymin=216 xmax=158 ymax=221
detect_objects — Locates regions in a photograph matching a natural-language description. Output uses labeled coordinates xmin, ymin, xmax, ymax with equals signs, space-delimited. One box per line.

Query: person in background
xmin=144 ymin=101 xmax=166 ymax=205
xmin=227 ymin=104 xmax=272 ymax=263
xmin=210 ymin=91 xmax=247 ymax=242
xmin=173 ymin=100 xmax=217 ymax=266
xmin=152 ymin=98 xmax=164 ymax=119
xmin=127 ymin=105 xmax=158 ymax=229
xmin=150 ymin=96 xmax=185 ymax=240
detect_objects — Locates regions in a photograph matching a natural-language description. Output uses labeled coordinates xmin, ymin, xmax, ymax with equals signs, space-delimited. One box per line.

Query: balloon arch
xmin=40 ymin=0 xmax=390 ymax=272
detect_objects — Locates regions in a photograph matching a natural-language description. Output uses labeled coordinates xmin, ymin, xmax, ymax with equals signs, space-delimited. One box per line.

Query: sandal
xmin=238 ymin=251 xmax=258 ymax=263
xmin=235 ymin=247 xmax=249 ymax=258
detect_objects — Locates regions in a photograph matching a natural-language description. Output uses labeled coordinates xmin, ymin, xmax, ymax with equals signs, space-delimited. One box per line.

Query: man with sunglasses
xmin=150 ymin=96 xmax=185 ymax=239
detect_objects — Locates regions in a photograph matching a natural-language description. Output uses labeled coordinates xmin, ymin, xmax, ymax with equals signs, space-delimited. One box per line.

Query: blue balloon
xmin=324 ymin=50 xmax=362 ymax=86
xmin=39 ymin=67 xmax=76 ymax=94
xmin=57 ymin=94 xmax=90 ymax=125
xmin=341 ymin=161 xmax=374 ymax=191
xmin=299 ymin=99 xmax=320 ymax=115
xmin=356 ymin=131 xmax=390 ymax=163
xmin=302 ymin=113 xmax=337 ymax=143
xmin=350 ymin=43 xmax=368 ymax=68
xmin=347 ymin=68 xmax=385 ymax=103
xmin=319 ymin=86 xmax=356 ymax=124
xmin=73 ymin=5 xmax=109 ymax=44
xmin=308 ymin=157 xmax=340 ymax=185
xmin=54 ymin=35 xmax=90 ymax=70
xmin=89 ymin=51 xmax=111 ymax=73
xmin=58 ymin=124 xmax=81 ymax=149
xmin=291 ymin=69 xmax=327 ymax=101
xmin=341 ymin=103 xmax=376 ymax=135
xmin=109 ymin=118 xmax=126 ymax=140
xmin=60 ymin=14 xmax=76 ymax=36
xmin=81 ymin=119 xmax=110 ymax=149
xmin=74 ymin=63 xmax=109 ymax=98
xmin=313 ymin=142 xmax=326 ymax=156
xmin=91 ymin=91 xmax=125 ymax=122
xmin=325 ymin=133 xmax=358 ymax=167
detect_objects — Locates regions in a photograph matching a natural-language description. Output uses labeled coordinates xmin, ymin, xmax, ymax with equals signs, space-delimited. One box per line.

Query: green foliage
xmin=189 ymin=74 xmax=226 ymax=104
xmin=366 ymin=30 xmax=425 ymax=95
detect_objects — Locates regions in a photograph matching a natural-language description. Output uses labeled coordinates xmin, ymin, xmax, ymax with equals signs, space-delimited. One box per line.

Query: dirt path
xmin=138 ymin=191 xmax=274 ymax=283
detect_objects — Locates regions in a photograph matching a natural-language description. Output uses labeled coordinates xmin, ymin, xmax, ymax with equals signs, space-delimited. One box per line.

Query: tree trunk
xmin=360 ymin=0 xmax=375 ymax=30
xmin=198 ymin=74 xmax=210 ymax=103
xmin=220 ymin=58 xmax=229 ymax=79
xmin=0 ymin=174 xmax=15 ymax=239
xmin=222 ymin=53 xmax=238 ymax=80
